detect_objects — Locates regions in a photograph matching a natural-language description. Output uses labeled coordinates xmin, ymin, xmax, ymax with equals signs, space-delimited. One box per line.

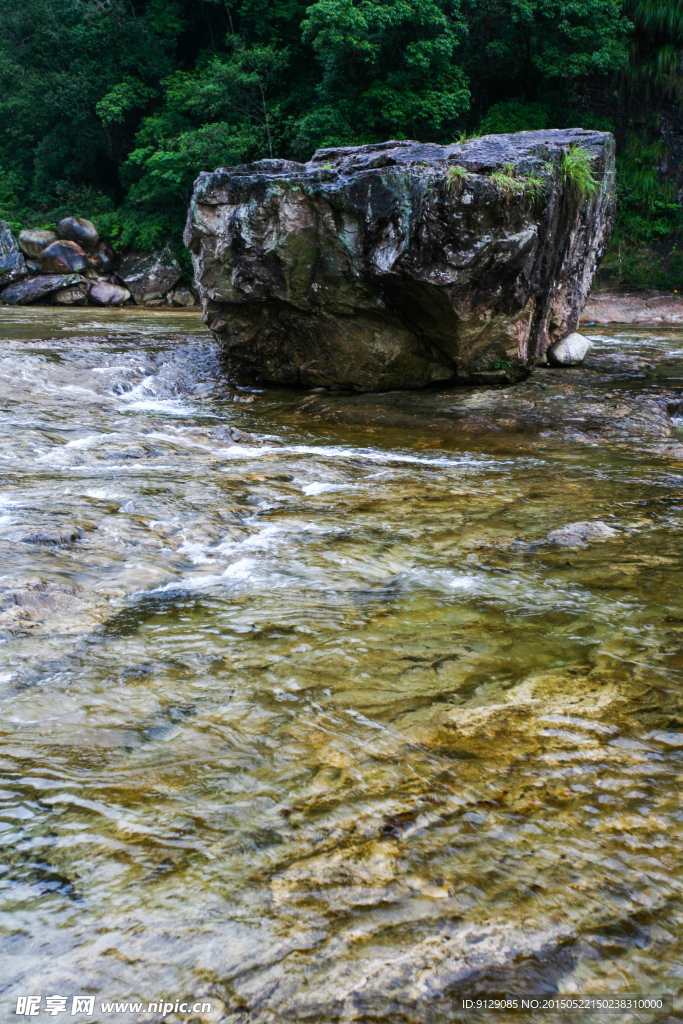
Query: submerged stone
xmin=547 ymin=521 xmax=618 ymax=548
xmin=185 ymin=130 xmax=616 ymax=391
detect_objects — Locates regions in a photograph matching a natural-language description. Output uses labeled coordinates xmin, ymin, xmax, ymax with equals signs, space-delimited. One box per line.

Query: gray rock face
xmin=0 ymin=221 xmax=27 ymax=286
xmin=18 ymin=228 xmax=59 ymax=257
xmin=0 ymin=274 xmax=85 ymax=305
xmin=547 ymin=331 xmax=593 ymax=366
xmin=57 ymin=216 xmax=99 ymax=250
xmin=118 ymin=247 xmax=182 ymax=304
xmin=185 ymin=130 xmax=615 ymax=391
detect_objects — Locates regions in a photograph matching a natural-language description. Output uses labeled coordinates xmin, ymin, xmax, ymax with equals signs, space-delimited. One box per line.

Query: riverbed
xmin=1 ymin=308 xmax=682 ymax=1022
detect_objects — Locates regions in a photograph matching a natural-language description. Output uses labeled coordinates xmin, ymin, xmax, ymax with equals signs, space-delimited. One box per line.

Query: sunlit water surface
xmin=1 ymin=307 xmax=682 ymax=1022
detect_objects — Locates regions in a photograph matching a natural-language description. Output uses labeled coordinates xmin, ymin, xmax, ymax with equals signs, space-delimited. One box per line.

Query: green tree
xmin=296 ymin=0 xmax=469 ymax=150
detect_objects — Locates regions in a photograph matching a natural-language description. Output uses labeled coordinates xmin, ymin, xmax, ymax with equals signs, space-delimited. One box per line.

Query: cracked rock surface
xmin=186 ymin=130 xmax=615 ymax=391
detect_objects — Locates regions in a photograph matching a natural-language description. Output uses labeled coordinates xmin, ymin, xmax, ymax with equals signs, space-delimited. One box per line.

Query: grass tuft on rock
xmin=489 ymin=164 xmax=547 ymax=200
xmin=446 ymin=165 xmax=468 ymax=188
xmin=561 ymin=146 xmax=598 ymax=203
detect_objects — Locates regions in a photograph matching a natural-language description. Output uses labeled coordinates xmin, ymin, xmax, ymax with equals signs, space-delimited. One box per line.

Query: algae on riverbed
xmin=0 ymin=308 xmax=682 ymax=1021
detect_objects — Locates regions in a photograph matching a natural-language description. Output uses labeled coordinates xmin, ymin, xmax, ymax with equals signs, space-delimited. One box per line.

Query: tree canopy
xmin=0 ymin=0 xmax=678 ymax=287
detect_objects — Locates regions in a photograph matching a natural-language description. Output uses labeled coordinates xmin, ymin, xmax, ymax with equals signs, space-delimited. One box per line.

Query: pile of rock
xmin=0 ymin=217 xmax=195 ymax=308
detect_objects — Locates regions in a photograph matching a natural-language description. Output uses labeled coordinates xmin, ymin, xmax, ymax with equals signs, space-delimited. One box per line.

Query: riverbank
xmin=581 ymin=290 xmax=683 ymax=325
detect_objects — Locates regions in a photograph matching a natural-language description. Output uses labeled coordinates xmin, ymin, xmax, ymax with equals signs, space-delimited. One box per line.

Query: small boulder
xmin=547 ymin=520 xmax=618 ymax=548
xmin=88 ymin=280 xmax=131 ymax=306
xmin=37 ymin=240 xmax=89 ymax=274
xmin=57 ymin=216 xmax=99 ymax=250
xmin=0 ymin=274 xmax=85 ymax=304
xmin=0 ymin=221 xmax=27 ymax=285
xmin=53 ymin=283 xmax=89 ymax=306
xmin=18 ymin=228 xmax=59 ymax=257
xmin=547 ymin=332 xmax=594 ymax=367
xmin=0 ymin=251 xmax=27 ymax=287
xmin=118 ymin=247 xmax=182 ymax=305
xmin=88 ymin=239 xmax=119 ymax=275
xmin=169 ymin=288 xmax=195 ymax=307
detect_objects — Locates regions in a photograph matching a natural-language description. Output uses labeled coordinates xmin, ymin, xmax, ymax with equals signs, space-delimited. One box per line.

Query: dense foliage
xmin=0 ymin=0 xmax=679 ymax=287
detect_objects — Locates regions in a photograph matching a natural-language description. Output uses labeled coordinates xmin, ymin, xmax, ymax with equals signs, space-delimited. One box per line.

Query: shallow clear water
xmin=1 ymin=307 xmax=682 ymax=1022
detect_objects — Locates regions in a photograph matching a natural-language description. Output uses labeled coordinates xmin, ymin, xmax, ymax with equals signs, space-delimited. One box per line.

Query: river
xmin=0 ymin=307 xmax=682 ymax=1022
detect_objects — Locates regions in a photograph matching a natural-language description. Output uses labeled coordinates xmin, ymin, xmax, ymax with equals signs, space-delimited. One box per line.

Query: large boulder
xmin=185 ymin=130 xmax=615 ymax=390
xmin=57 ymin=216 xmax=99 ymax=250
xmin=117 ymin=247 xmax=182 ymax=304
xmin=0 ymin=274 xmax=85 ymax=305
xmin=0 ymin=221 xmax=27 ymax=286
xmin=88 ymin=239 xmax=119 ymax=275
xmin=37 ymin=240 xmax=89 ymax=274
xmin=18 ymin=228 xmax=59 ymax=258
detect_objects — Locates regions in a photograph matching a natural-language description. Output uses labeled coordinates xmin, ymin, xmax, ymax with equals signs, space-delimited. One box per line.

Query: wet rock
xmin=117 ymin=247 xmax=182 ymax=304
xmin=0 ymin=221 xmax=27 ymax=286
xmin=88 ymin=280 xmax=131 ymax=306
xmin=53 ymin=283 xmax=89 ymax=306
xmin=25 ymin=259 xmax=41 ymax=273
xmin=547 ymin=331 xmax=593 ymax=366
xmin=88 ymin=239 xmax=119 ymax=275
xmin=18 ymin=228 xmax=59 ymax=257
xmin=186 ymin=129 xmax=615 ymax=391
xmin=168 ymin=288 xmax=195 ymax=307
xmin=0 ymin=252 xmax=27 ymax=287
xmin=0 ymin=273 xmax=85 ymax=305
xmin=11 ymin=527 xmax=83 ymax=545
xmin=547 ymin=521 xmax=618 ymax=548
xmin=57 ymin=216 xmax=99 ymax=250
xmin=145 ymin=296 xmax=168 ymax=307
xmin=37 ymin=240 xmax=89 ymax=274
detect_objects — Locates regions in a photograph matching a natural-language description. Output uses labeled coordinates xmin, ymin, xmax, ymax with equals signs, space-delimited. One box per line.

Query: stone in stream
xmin=0 ymin=273 xmax=85 ymax=304
xmin=0 ymin=221 xmax=27 ymax=286
xmin=185 ymin=129 xmax=616 ymax=391
xmin=547 ymin=521 xmax=618 ymax=548
xmin=53 ymin=283 xmax=89 ymax=305
xmin=37 ymin=239 xmax=89 ymax=274
xmin=57 ymin=216 xmax=99 ymax=250
xmin=547 ymin=331 xmax=593 ymax=366
xmin=88 ymin=280 xmax=131 ymax=306
xmin=117 ymin=247 xmax=182 ymax=304
xmin=168 ymin=287 xmax=196 ymax=307
xmin=18 ymin=228 xmax=59 ymax=257
xmin=88 ymin=239 xmax=119 ymax=275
